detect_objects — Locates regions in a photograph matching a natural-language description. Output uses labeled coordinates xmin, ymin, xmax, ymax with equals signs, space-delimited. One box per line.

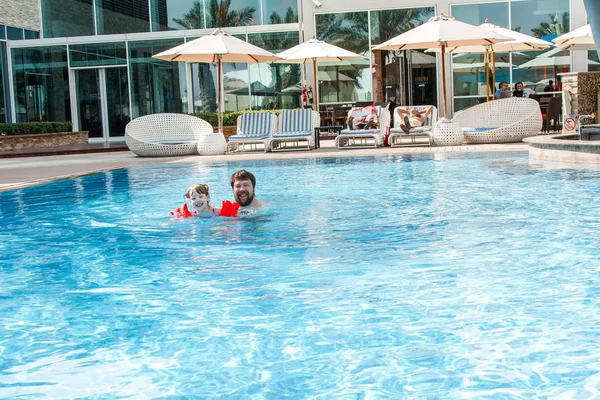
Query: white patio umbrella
xmin=553 ymin=24 xmax=596 ymax=50
xmin=276 ymin=38 xmax=365 ymax=111
xmin=427 ymin=20 xmax=552 ymax=101
xmin=153 ymin=29 xmax=281 ymax=134
xmin=373 ymin=14 xmax=511 ymax=118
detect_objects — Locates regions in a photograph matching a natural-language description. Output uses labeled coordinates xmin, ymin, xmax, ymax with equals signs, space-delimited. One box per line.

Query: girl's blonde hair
xmin=185 ymin=183 xmax=210 ymax=199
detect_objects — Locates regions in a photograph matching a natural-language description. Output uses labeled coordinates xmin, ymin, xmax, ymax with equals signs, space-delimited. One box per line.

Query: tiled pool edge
xmin=0 ymin=143 xmax=530 ymax=192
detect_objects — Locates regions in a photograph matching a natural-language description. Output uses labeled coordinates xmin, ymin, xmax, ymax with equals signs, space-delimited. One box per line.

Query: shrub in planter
xmin=0 ymin=121 xmax=73 ymax=136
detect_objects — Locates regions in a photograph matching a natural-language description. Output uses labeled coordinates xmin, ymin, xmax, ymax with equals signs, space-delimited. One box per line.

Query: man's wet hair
xmin=230 ymin=169 xmax=256 ymax=188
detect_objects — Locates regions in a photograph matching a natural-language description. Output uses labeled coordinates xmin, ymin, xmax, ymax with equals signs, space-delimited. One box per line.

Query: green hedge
xmin=0 ymin=121 xmax=73 ymax=136
xmin=191 ymin=109 xmax=285 ymax=127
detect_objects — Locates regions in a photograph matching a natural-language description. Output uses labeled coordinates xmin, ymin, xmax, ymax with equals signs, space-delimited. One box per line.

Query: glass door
xmin=76 ymin=69 xmax=102 ymax=139
xmin=75 ymin=67 xmax=130 ymax=141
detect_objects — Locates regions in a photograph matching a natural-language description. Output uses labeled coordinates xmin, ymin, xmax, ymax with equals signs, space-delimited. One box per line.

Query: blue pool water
xmin=1 ymin=153 xmax=600 ymax=398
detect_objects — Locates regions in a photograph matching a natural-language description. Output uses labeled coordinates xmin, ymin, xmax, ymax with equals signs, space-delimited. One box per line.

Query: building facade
xmin=0 ymin=0 xmax=595 ymax=142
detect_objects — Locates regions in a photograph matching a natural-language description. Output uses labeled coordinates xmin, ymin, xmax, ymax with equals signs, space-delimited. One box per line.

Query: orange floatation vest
xmin=170 ymin=201 xmax=240 ymax=218
xmin=219 ymin=200 xmax=240 ymax=217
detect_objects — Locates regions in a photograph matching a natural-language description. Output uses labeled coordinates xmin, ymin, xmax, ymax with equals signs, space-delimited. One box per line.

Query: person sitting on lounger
xmin=347 ymin=105 xmax=379 ymax=130
xmin=396 ymin=107 xmax=432 ymax=133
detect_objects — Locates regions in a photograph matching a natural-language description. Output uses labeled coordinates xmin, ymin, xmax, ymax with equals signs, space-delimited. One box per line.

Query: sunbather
xmin=347 ymin=105 xmax=379 ymax=130
xmin=396 ymin=107 xmax=432 ymax=133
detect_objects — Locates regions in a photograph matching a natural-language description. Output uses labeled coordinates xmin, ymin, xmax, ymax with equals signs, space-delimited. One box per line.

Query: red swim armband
xmin=219 ymin=200 xmax=240 ymax=217
xmin=170 ymin=203 xmax=194 ymax=218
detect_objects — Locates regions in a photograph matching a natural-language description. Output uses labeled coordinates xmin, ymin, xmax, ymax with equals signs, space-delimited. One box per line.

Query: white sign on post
xmin=563 ymin=114 xmax=578 ymax=134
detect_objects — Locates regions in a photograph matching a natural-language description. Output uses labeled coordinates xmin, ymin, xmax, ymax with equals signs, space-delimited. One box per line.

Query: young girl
xmin=171 ymin=184 xmax=220 ymax=218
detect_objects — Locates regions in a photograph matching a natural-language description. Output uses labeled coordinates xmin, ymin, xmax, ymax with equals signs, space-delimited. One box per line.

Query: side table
xmin=314 ymin=125 xmax=342 ymax=149
xmin=197 ymin=133 xmax=227 ymax=155
xmin=432 ymin=122 xmax=464 ymax=146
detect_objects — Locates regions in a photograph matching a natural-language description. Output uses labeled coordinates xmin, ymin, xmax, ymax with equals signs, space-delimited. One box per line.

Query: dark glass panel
xmin=6 ymin=27 xmax=24 ymax=40
xmin=0 ymin=41 xmax=9 ymax=122
xmin=105 ymin=67 xmax=130 ymax=137
xmin=11 ymin=46 xmax=70 ymax=122
xmin=96 ymin=0 xmax=151 ymax=34
xmin=263 ymin=0 xmax=297 ymax=24
xmin=41 ymin=0 xmax=95 ymax=38
xmin=0 ymin=25 xmax=6 ymax=40
xmin=70 ymin=42 xmax=127 ymax=68
xmin=24 ymin=30 xmax=40 ymax=40
xmin=128 ymin=39 xmax=187 ymax=118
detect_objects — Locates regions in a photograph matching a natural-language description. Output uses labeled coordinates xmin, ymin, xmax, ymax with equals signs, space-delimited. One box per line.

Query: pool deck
xmin=0 ymin=140 xmax=529 ymax=192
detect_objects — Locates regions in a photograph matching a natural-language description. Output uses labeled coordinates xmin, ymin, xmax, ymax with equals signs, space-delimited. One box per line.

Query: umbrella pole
xmin=491 ymin=49 xmax=496 ymax=95
xmin=313 ymin=58 xmax=319 ymax=112
xmin=441 ymin=43 xmax=448 ymax=119
xmin=485 ymin=48 xmax=490 ymax=101
xmin=217 ymin=55 xmax=223 ymax=134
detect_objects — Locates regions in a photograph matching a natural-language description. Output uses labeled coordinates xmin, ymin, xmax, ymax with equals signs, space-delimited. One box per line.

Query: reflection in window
xmin=11 ymin=46 xmax=70 ymax=123
xmin=248 ymin=31 xmax=301 ymax=109
xmin=451 ymin=2 xmax=508 ymax=27
xmin=263 ymin=0 xmax=297 ymax=24
xmin=70 ymin=43 xmax=127 ymax=68
xmin=128 ymin=39 xmax=187 ymax=118
xmin=316 ymin=12 xmax=370 ymax=103
xmin=157 ymin=0 xmax=205 ymax=30
xmin=0 ymin=41 xmax=8 ymax=122
xmin=41 ymin=0 xmax=95 ymax=38
xmin=511 ymin=0 xmax=570 ymax=93
xmin=206 ymin=0 xmax=260 ymax=28
xmin=96 ymin=0 xmax=151 ymax=34
xmin=192 ymin=63 xmax=217 ymax=112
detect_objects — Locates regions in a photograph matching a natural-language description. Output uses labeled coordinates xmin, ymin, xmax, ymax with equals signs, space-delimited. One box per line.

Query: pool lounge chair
xmin=227 ymin=112 xmax=278 ymax=153
xmin=125 ymin=113 xmax=214 ymax=157
xmin=389 ymin=105 xmax=438 ymax=147
xmin=452 ymin=97 xmax=542 ymax=143
xmin=335 ymin=107 xmax=391 ymax=149
xmin=270 ymin=109 xmax=320 ymax=151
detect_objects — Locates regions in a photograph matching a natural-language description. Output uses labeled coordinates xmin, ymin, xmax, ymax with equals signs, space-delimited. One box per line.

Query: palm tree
xmin=173 ymin=0 xmax=257 ymax=112
xmin=172 ymin=1 xmax=204 ymax=29
xmin=531 ymin=13 xmax=570 ymax=37
xmin=207 ymin=0 xmax=256 ymax=28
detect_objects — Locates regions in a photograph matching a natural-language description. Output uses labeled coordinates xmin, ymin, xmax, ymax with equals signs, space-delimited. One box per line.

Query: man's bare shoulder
xmin=251 ymin=199 xmax=269 ymax=207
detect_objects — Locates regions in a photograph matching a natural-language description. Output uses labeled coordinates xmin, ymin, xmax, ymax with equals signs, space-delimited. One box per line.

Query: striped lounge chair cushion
xmin=238 ymin=113 xmax=274 ymax=137
xmin=278 ymin=109 xmax=313 ymax=135
xmin=340 ymin=129 xmax=379 ymax=135
xmin=389 ymin=126 xmax=432 ymax=134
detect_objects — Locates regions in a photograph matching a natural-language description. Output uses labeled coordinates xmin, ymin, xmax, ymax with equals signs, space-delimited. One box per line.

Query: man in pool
xmin=230 ymin=169 xmax=268 ymax=209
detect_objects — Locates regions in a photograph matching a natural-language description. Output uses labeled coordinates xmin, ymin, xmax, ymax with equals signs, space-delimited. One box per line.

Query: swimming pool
xmin=1 ymin=152 xmax=600 ymax=398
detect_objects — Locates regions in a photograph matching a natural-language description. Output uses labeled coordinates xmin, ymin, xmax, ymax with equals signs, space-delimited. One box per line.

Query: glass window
xmin=7 ymin=26 xmax=24 ymax=41
xmin=41 ymin=0 xmax=95 ymax=38
xmin=11 ymin=46 xmax=70 ymax=122
xmin=154 ymin=0 xmax=205 ymax=31
xmin=96 ymin=0 xmax=151 ymax=34
xmin=0 ymin=25 xmax=6 ymax=40
xmin=263 ymin=0 xmax=297 ymax=24
xmin=316 ymin=11 xmax=371 ymax=103
xmin=371 ymin=7 xmax=434 ymax=46
xmin=70 ymin=42 xmax=127 ymax=68
xmin=24 ymin=30 xmax=40 ymax=40
xmin=206 ymin=0 xmax=260 ymax=28
xmin=192 ymin=63 xmax=218 ymax=112
xmin=589 ymin=51 xmax=600 ymax=72
xmin=128 ymin=39 xmax=187 ymax=118
xmin=248 ymin=31 xmax=299 ymax=53
xmin=0 ymin=41 xmax=9 ymax=122
xmin=511 ymin=0 xmax=570 ymax=92
xmin=223 ymin=63 xmax=250 ymax=111
xmin=451 ymin=2 xmax=508 ymax=27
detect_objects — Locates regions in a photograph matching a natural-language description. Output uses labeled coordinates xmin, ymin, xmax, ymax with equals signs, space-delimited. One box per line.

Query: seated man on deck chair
xmin=347 ymin=104 xmax=379 ymax=130
xmin=396 ymin=106 xmax=432 ymax=133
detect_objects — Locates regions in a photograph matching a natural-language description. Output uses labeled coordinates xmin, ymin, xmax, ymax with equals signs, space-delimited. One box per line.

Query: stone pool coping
xmin=524 ymin=133 xmax=600 ymax=164
xmin=0 ymin=141 xmax=529 ymax=192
